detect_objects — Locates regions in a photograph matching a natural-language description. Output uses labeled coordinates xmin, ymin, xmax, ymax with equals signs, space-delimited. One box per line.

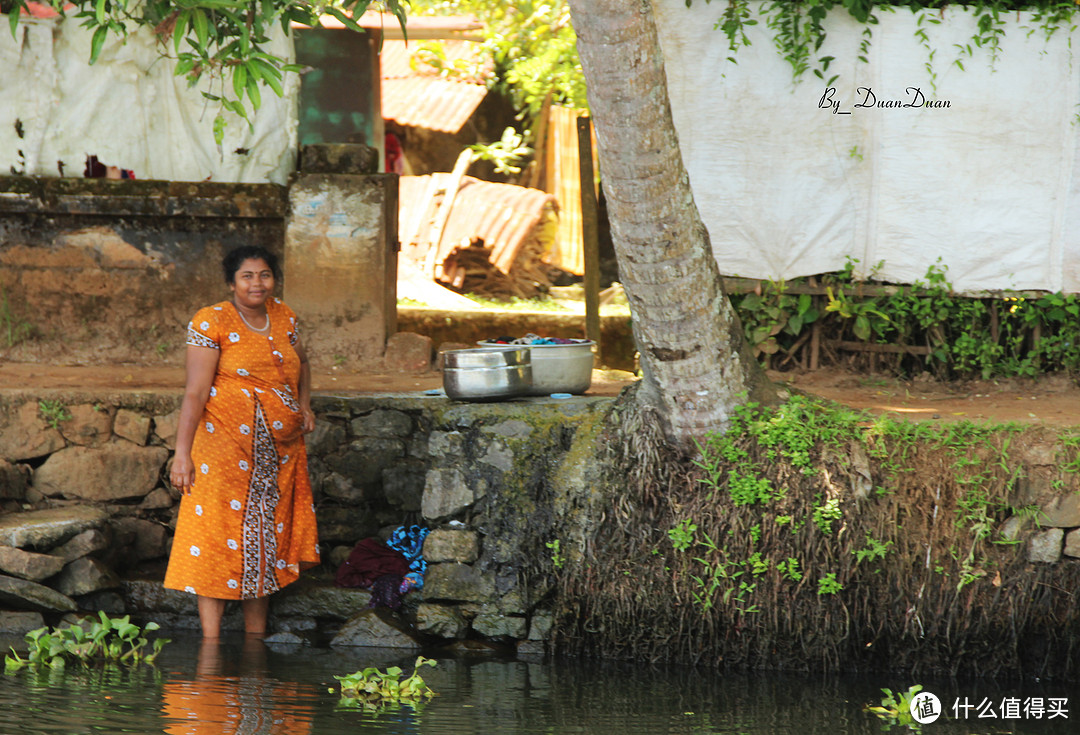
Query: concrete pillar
xmin=284 ymin=166 xmax=398 ymax=368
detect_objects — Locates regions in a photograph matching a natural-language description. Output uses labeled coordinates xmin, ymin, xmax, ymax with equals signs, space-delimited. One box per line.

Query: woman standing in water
xmin=164 ymin=245 xmax=320 ymax=638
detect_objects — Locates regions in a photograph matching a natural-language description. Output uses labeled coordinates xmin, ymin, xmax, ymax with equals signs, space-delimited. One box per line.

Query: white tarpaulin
xmin=654 ymin=2 xmax=1080 ymax=293
xmin=0 ymin=15 xmax=297 ymax=184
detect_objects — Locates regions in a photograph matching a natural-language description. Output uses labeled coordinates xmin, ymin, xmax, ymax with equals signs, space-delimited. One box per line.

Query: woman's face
xmin=230 ymin=258 xmax=275 ymax=310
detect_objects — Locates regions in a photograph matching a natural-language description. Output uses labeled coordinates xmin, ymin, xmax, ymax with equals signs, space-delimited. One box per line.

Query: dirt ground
xmin=774 ymin=368 xmax=1080 ymax=428
xmin=0 ymin=362 xmax=636 ymax=398
xmin=2 ymin=361 xmax=1079 ymax=428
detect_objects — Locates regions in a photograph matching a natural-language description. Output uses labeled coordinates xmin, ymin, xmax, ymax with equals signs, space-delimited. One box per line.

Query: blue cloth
xmin=387 ymin=525 xmax=430 ymax=590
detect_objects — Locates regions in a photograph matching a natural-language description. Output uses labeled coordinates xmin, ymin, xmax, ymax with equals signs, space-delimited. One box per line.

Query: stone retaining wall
xmin=0 ymin=391 xmax=612 ymax=653
xmin=7 ymin=391 xmax=1080 ymax=658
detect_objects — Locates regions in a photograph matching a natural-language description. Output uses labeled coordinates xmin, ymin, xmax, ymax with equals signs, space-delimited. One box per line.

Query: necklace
xmin=235 ymin=303 xmax=270 ymax=333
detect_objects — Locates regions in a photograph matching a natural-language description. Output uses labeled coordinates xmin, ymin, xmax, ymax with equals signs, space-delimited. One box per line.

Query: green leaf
xmin=245 ymin=57 xmax=263 ymax=82
xmin=843 ymin=0 xmax=872 ymax=24
xmin=192 ymin=8 xmax=209 ymax=51
xmin=213 ymin=113 xmax=226 ymax=146
xmin=89 ymin=26 xmax=108 ymax=65
xmin=173 ymin=9 xmax=190 ymax=53
xmin=214 ymin=7 xmax=243 ymax=28
xmin=8 ymin=0 xmax=26 ymax=39
xmin=797 ymin=292 xmax=812 ymax=315
xmin=95 ymin=0 xmax=107 ymax=26
xmin=223 ymin=98 xmax=248 ymax=118
xmin=263 ymin=72 xmax=284 ymax=98
xmin=740 ymin=293 xmax=763 ymax=311
xmin=232 ymin=63 xmax=247 ymax=100
xmin=854 ymin=314 xmax=871 ymax=341
xmin=326 ymin=5 xmax=364 ymax=34
xmin=385 ymin=0 xmax=407 ymax=42
xmin=252 ymin=59 xmax=283 ymax=97
xmin=246 ymin=76 xmax=261 ymax=109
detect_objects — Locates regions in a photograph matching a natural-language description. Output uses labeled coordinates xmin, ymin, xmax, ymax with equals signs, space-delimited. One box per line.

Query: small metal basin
xmin=442 ymin=346 xmax=533 ymax=401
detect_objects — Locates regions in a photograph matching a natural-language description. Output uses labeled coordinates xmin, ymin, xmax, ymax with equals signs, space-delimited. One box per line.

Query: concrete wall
xmin=0 ymin=154 xmax=397 ymax=368
xmin=0 ymin=177 xmax=287 ymax=366
xmin=284 ymin=172 xmax=398 ymax=365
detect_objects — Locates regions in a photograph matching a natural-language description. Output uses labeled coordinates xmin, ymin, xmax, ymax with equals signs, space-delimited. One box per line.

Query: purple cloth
xmin=335 ymin=538 xmax=411 ymax=589
xmin=368 ymin=574 xmax=407 ymax=610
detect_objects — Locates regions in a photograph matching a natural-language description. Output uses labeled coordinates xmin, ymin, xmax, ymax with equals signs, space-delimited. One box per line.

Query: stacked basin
xmin=442 ymin=340 xmax=595 ymax=401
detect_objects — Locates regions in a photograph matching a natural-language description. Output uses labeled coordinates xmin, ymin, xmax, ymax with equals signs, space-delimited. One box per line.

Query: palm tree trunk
xmin=567 ymin=0 xmax=776 ymax=445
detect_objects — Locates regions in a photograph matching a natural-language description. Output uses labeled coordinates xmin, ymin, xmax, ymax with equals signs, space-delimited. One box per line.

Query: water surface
xmin=2 ymin=633 xmax=1078 ymax=734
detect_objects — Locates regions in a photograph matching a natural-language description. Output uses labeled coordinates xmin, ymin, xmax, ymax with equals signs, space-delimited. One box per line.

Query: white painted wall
xmin=655 ymin=1 xmax=1080 ymax=292
xmin=0 ymin=15 xmax=297 ymax=184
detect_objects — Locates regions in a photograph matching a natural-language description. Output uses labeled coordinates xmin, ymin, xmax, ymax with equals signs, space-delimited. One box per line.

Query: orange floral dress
xmin=164 ymin=298 xmax=320 ymax=600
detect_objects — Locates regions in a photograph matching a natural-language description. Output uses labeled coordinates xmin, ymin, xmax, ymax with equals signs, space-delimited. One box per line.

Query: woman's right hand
xmin=170 ymin=453 xmax=196 ymax=495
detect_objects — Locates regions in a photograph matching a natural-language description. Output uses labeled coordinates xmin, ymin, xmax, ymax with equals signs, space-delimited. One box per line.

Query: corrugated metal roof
xmin=380 ymin=39 xmax=489 ymax=134
xmin=382 ymin=77 xmax=487 ymax=134
xmin=380 ymin=39 xmax=488 ymax=81
xmin=399 ymin=174 xmax=559 ymax=276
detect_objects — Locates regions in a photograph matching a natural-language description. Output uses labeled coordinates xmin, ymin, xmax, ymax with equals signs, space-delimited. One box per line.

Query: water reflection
xmin=161 ymin=638 xmax=314 ymax=735
xmin=1 ymin=632 xmax=1079 ymax=734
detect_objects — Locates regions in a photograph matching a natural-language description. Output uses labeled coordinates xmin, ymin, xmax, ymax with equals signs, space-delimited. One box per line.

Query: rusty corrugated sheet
xmin=399 ymin=174 xmax=558 ymax=276
xmin=380 ymin=39 xmax=489 ymax=134
xmin=382 ymin=77 xmax=487 ymax=134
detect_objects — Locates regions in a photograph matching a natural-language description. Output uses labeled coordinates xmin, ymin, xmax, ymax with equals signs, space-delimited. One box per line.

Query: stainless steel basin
xmin=442 ymin=346 xmax=532 ymax=401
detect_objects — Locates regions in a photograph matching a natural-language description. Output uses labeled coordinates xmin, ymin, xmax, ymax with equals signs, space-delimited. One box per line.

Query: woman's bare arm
xmin=294 ymin=339 xmax=315 ymax=433
xmin=170 ymin=345 xmax=220 ymax=494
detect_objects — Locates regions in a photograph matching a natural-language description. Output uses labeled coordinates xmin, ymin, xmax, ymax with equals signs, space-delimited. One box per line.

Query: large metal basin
xmin=443 ymin=346 xmax=532 ymax=401
xmin=479 ymin=340 xmax=595 ymax=395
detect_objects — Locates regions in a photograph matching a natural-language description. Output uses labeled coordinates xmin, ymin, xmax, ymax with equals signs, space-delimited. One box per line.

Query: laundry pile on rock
xmin=334 ymin=525 xmax=429 ymax=611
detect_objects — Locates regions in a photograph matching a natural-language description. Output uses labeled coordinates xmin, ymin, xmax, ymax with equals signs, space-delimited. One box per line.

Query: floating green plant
xmin=333 ymin=656 xmax=437 ymax=711
xmin=5 ymin=612 xmax=167 ymax=672
xmin=864 ymin=684 xmax=926 ymax=731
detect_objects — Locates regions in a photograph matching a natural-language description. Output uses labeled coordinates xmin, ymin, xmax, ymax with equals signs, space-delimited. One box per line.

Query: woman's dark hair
xmin=222 ymin=246 xmax=280 ymax=284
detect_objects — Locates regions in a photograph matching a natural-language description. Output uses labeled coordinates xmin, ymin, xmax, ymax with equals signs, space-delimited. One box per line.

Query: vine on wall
xmin=696 ymin=1 xmax=1080 ymax=84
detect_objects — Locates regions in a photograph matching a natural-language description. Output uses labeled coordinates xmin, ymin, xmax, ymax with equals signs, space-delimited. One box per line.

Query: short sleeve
xmin=279 ymin=301 xmax=300 ymax=346
xmin=186 ymin=305 xmax=222 ymax=350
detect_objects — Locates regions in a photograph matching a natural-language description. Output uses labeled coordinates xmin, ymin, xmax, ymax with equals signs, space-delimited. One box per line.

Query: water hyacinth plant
xmin=333 ymin=656 xmax=438 ymax=710
xmin=4 ymin=612 xmax=168 ymax=672
xmin=864 ymin=684 xmax=927 ymax=730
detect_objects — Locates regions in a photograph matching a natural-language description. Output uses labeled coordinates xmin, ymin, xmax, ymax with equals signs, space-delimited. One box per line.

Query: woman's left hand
xmin=301 ymin=408 xmax=315 ymax=434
